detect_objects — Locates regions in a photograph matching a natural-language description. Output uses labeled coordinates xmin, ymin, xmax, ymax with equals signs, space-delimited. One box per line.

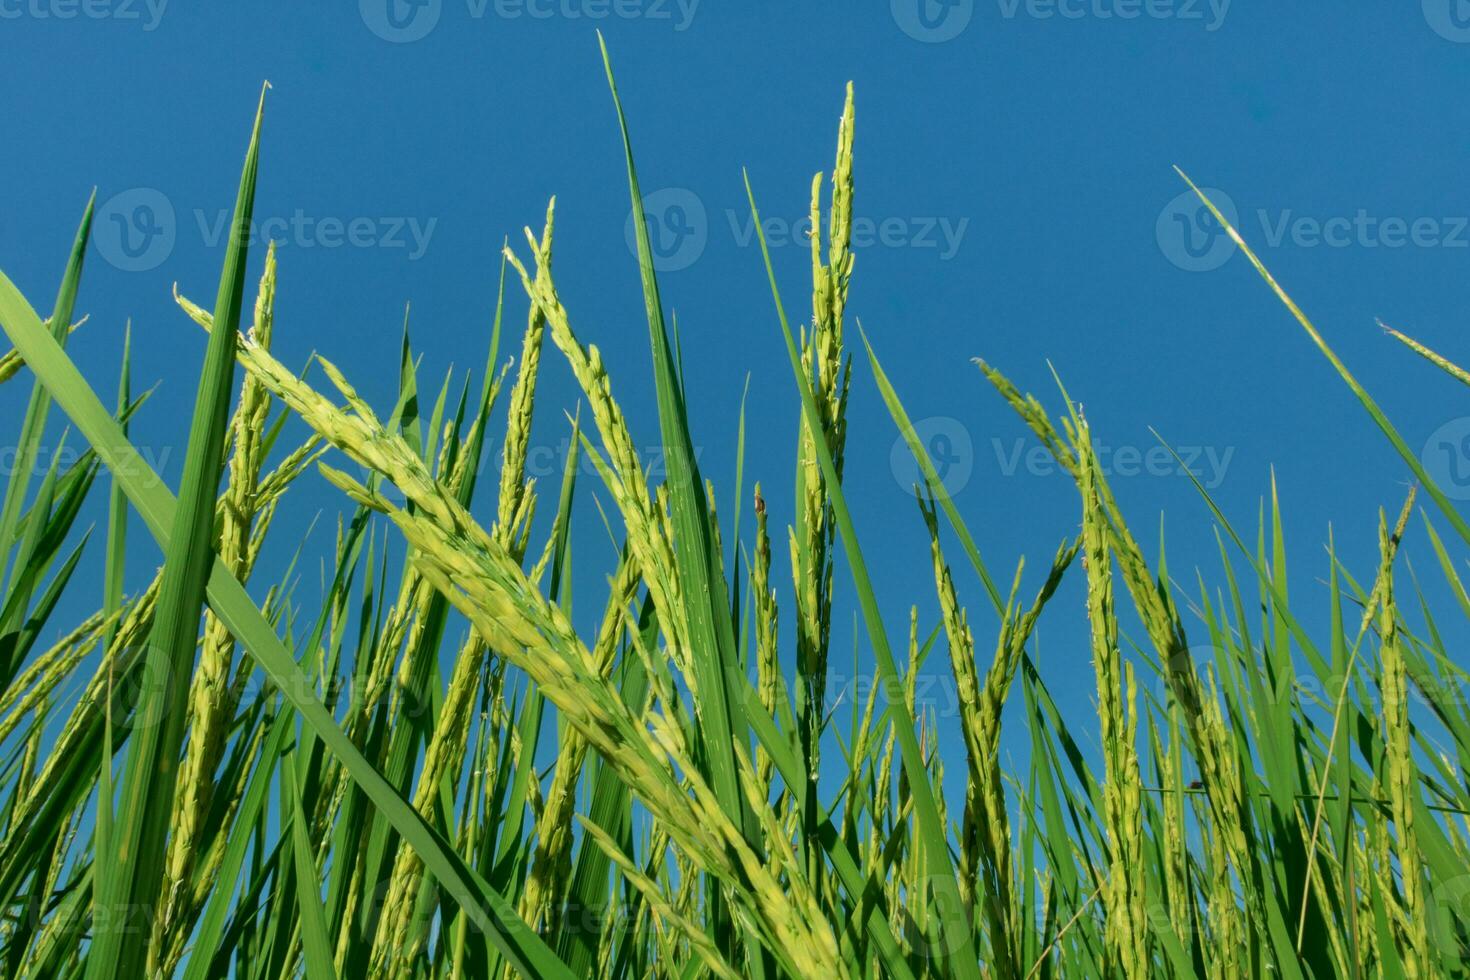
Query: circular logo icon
xmin=890 ymin=416 xmax=974 ymax=497
xmin=94 ymin=188 xmax=176 ymax=273
xmin=1424 ymin=0 xmax=1470 ymax=42
xmin=891 ymin=0 xmax=974 ymax=42
xmin=1156 ymin=187 xmax=1239 ymax=273
xmin=1423 ymin=417 xmax=1470 ymax=500
xmin=360 ymin=0 xmax=441 ymax=43
xmin=626 ymin=188 xmax=707 ymax=272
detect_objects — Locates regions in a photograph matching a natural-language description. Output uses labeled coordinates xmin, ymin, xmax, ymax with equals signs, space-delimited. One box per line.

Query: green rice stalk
xmin=1153 ymin=708 xmax=1191 ymax=950
xmin=1078 ymin=432 xmax=1148 ymax=979
xmin=181 ymin=712 xmax=270 ymax=925
xmin=921 ymin=492 xmax=1076 ymax=972
xmin=13 ymin=698 xmax=45 ymax=816
xmin=0 ymin=611 xmax=109 ymax=745
xmin=217 ymin=331 xmax=845 ymax=974
xmin=0 ymin=345 xmax=21 ymax=384
xmin=2 ymin=257 xmax=570 ymax=980
xmin=875 ymin=610 xmax=913 ymax=945
xmin=371 ymin=633 xmax=488 ymax=974
xmin=578 ymin=815 xmax=741 ymax=980
xmin=978 ymin=356 xmax=1263 ymax=955
xmin=0 ymin=320 xmax=81 ymax=386
xmin=751 ymin=483 xmax=781 ymax=798
xmin=792 ymin=83 xmax=855 ymax=879
xmin=495 ymin=202 xmax=555 ymax=561
xmin=501 ymin=237 xmax=692 ymax=682
xmin=9 ymin=580 xmax=157 ymax=839
xmin=1376 ymin=511 xmax=1428 ymax=978
xmin=1296 ymin=487 xmax=1414 ymax=953
xmin=1379 ymin=321 xmax=1470 ymax=388
xmin=1198 ymin=671 xmax=1244 ymax=979
xmin=97 ymin=86 xmax=263 ymax=980
xmin=154 ymin=242 xmax=280 ymax=970
xmin=448 ymin=664 xmax=503 ymax=980
xmin=518 ymin=549 xmax=640 ymax=931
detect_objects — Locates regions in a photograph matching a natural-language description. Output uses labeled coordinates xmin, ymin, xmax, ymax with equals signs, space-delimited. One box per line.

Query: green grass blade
xmin=598 ymin=31 xmax=748 ymax=806
xmin=91 ymin=85 xmax=265 ymax=980
xmin=0 ymin=186 xmax=576 ymax=980
xmin=1178 ymin=170 xmax=1470 ymax=549
xmin=743 ymin=169 xmax=981 ymax=980
xmin=599 ymin=32 xmax=757 ymax=963
xmin=0 ymin=191 xmax=93 ymax=587
xmin=862 ymin=328 xmax=1005 ymax=611
xmin=286 ymin=749 xmax=338 ymax=980
xmin=102 ymin=322 xmax=132 ymax=648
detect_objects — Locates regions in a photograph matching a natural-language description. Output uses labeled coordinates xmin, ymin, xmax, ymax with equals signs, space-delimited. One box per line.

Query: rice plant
xmin=0 ymin=37 xmax=1467 ymax=979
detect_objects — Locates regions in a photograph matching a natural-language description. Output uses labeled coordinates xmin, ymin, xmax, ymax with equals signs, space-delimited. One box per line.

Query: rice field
xmin=0 ymin=40 xmax=1467 ymax=979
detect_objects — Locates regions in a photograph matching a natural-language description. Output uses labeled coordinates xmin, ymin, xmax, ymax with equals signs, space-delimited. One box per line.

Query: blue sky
xmin=5 ymin=3 xmax=1470 ymax=783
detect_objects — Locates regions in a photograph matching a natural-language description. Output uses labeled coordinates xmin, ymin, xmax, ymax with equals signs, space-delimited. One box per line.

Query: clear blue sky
xmin=5 ymin=3 xmax=1470 ymax=781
